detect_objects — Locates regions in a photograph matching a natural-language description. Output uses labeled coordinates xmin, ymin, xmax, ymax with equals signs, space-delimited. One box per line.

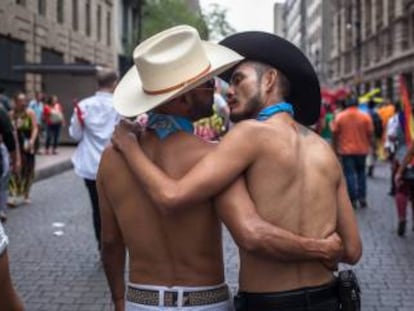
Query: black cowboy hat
xmin=219 ymin=31 xmax=321 ymax=125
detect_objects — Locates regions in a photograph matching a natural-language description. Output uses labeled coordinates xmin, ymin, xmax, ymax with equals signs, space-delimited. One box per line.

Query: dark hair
xmin=252 ymin=62 xmax=290 ymax=99
xmin=368 ymin=99 xmax=375 ymax=109
xmin=97 ymin=68 xmax=118 ymax=88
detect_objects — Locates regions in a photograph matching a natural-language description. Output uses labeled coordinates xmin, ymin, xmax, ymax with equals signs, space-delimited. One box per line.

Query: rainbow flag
xmin=400 ymin=75 xmax=414 ymax=145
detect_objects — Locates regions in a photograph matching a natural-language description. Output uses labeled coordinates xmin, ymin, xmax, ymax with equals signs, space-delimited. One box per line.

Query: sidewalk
xmin=34 ymin=146 xmax=75 ymax=182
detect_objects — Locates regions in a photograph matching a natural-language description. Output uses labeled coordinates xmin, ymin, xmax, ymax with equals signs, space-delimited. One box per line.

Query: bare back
xmin=239 ymin=116 xmax=341 ymax=292
xmin=99 ymin=131 xmax=224 ymax=287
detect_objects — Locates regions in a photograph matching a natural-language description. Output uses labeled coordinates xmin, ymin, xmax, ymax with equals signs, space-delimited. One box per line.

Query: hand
xmin=11 ymin=156 xmax=21 ymax=174
xmin=111 ymin=119 xmax=140 ymax=152
xmin=321 ymin=232 xmax=343 ymax=271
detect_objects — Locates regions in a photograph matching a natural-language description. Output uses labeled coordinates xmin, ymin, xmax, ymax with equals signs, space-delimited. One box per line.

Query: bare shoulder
xmin=99 ymin=145 xmax=127 ymax=179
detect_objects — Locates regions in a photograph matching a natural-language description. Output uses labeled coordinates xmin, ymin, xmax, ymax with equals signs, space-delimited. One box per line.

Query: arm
xmin=97 ymin=161 xmax=126 ymax=310
xmin=113 ymin=120 xmax=257 ymax=211
xmin=69 ymin=104 xmax=84 ymax=141
xmin=215 ymin=176 xmax=342 ymax=262
xmin=0 ymin=250 xmax=24 ymax=311
xmin=336 ymin=172 xmax=362 ymax=264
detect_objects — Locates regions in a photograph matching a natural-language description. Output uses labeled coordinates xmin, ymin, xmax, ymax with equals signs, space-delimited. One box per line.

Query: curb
xmin=34 ymin=160 xmax=74 ymax=182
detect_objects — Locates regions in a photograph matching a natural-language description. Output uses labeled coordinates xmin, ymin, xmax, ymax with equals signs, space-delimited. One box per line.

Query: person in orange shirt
xmin=332 ymin=96 xmax=374 ymax=208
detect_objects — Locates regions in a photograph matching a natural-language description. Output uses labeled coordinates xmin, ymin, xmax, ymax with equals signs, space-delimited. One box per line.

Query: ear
xmin=262 ymin=69 xmax=278 ymax=93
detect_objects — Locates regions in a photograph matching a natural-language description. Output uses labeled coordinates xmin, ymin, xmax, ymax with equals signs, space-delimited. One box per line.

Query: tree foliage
xmin=202 ymin=3 xmax=236 ymax=41
xmin=141 ymin=0 xmax=208 ymax=41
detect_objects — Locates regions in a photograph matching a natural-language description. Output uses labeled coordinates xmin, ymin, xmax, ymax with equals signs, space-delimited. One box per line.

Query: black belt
xmin=235 ymin=280 xmax=338 ymax=310
xmin=127 ymin=284 xmax=230 ymax=307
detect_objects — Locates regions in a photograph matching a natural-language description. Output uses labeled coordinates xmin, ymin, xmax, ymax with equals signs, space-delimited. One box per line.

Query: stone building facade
xmin=330 ymin=0 xmax=414 ymax=101
xmin=283 ymin=0 xmax=333 ymax=85
xmin=0 ymin=0 xmax=116 ymax=95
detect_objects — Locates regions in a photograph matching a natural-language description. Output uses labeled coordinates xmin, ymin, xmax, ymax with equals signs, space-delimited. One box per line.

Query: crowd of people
xmin=0 ymin=91 xmax=66 ymax=221
xmin=316 ymin=94 xmax=414 ymax=237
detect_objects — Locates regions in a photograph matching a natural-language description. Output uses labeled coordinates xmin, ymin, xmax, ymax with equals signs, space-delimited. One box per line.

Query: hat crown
xmin=133 ymin=25 xmax=210 ymax=93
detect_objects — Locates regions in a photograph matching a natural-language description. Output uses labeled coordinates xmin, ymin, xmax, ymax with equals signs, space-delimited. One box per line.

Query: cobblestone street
xmin=3 ymin=163 xmax=414 ymax=310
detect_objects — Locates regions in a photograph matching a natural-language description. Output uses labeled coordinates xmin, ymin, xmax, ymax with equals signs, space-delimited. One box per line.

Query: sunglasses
xmin=196 ymin=79 xmax=215 ymax=90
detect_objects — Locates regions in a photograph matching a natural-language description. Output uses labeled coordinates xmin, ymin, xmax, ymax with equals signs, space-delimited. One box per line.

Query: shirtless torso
xmin=98 ymin=131 xmax=223 ymax=287
xmin=236 ymin=116 xmax=341 ymax=292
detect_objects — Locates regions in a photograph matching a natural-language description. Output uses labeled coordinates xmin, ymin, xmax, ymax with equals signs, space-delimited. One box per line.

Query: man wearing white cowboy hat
xmin=111 ymin=30 xmax=362 ymax=310
xmin=99 ymin=26 xmax=343 ymax=311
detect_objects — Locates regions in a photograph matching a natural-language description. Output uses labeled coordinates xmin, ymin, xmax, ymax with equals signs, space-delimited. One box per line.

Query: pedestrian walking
xmin=69 ymin=68 xmax=119 ymax=251
xmin=112 ymin=30 xmax=362 ymax=311
xmin=43 ymin=95 xmax=65 ymax=155
xmin=8 ymin=92 xmax=38 ymax=206
xmin=28 ymin=91 xmax=45 ymax=154
xmin=332 ymin=96 xmax=374 ymax=208
xmin=389 ymin=109 xmax=414 ymax=236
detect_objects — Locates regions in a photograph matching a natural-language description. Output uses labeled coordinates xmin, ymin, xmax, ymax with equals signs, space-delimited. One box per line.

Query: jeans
xmin=341 ymin=155 xmax=367 ymax=202
xmin=45 ymin=123 xmax=61 ymax=150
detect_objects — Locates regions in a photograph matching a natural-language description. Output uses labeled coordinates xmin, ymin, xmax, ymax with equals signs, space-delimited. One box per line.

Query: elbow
xmin=157 ymin=187 xmax=182 ymax=215
xmin=237 ymin=222 xmax=262 ymax=252
xmin=343 ymin=240 xmax=363 ymax=265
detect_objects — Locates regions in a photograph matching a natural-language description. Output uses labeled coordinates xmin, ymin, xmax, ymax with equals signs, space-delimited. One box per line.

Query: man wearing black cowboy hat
xmin=112 ymin=31 xmax=362 ymax=311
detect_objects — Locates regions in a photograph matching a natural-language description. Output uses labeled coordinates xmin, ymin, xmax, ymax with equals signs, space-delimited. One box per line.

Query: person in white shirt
xmin=69 ymin=68 xmax=119 ymax=250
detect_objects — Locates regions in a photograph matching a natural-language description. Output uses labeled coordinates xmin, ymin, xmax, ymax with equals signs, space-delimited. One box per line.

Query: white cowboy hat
xmin=113 ymin=25 xmax=244 ymax=117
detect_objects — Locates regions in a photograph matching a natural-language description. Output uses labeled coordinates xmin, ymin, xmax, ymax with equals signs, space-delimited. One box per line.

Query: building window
xmin=38 ymin=0 xmax=46 ymax=15
xmin=85 ymin=0 xmax=91 ymax=36
xmin=107 ymin=11 xmax=112 ymax=46
xmin=375 ymin=0 xmax=383 ymax=31
xmin=16 ymin=0 xmax=25 ymax=5
xmin=411 ymin=11 xmax=414 ymax=47
xmin=388 ymin=0 xmax=394 ymax=23
xmin=365 ymin=0 xmax=372 ymax=37
xmin=401 ymin=17 xmax=409 ymax=50
xmin=97 ymin=5 xmax=102 ymax=41
xmin=386 ymin=77 xmax=394 ymax=101
xmin=72 ymin=0 xmax=78 ymax=31
xmin=57 ymin=0 xmax=64 ymax=24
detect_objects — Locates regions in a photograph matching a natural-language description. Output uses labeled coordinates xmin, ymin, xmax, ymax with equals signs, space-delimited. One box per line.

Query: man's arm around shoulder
xmin=97 ymin=147 xmax=126 ymax=311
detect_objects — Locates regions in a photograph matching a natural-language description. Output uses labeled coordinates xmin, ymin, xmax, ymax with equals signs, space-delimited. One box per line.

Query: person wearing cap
xmin=0 ymin=222 xmax=24 ymax=310
xmin=112 ymin=30 xmax=362 ymax=311
xmin=100 ymin=26 xmax=343 ymax=311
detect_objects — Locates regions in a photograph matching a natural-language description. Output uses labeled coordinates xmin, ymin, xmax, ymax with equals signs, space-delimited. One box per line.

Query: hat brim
xmin=219 ymin=32 xmax=321 ymax=125
xmin=114 ymin=41 xmax=243 ymax=117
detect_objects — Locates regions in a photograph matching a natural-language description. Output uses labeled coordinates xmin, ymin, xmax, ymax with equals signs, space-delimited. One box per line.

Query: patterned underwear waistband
xmin=126 ymin=284 xmax=230 ymax=307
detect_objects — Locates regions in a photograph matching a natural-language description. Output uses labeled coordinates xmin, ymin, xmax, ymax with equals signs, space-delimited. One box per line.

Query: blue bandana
xmin=256 ymin=102 xmax=294 ymax=121
xmin=147 ymin=113 xmax=194 ymax=139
